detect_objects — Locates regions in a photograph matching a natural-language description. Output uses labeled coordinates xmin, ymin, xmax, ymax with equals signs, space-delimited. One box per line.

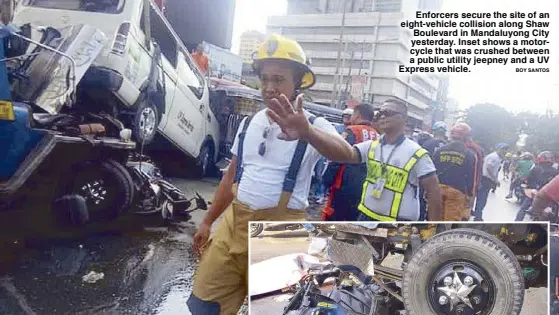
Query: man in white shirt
xmin=473 ymin=143 xmax=509 ymax=221
xmin=266 ymin=97 xmax=443 ymax=222
xmin=187 ymin=34 xmax=340 ymax=315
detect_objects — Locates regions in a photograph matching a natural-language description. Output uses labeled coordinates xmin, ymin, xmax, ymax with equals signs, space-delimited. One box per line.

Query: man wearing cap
xmin=422 ymin=121 xmax=448 ymax=156
xmin=336 ymin=108 xmax=354 ymax=133
xmin=187 ymin=34 xmax=341 ymax=315
xmin=432 ymin=123 xmax=478 ymax=221
xmin=322 ymin=103 xmax=380 ymax=221
xmin=267 ymin=97 xmax=443 ymax=222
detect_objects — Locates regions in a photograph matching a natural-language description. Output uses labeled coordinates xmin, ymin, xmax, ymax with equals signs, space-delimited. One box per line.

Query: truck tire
xmin=65 ymin=160 xmax=134 ymax=221
xmin=52 ymin=195 xmax=89 ymax=227
xmin=402 ymin=228 xmax=524 ymax=315
xmin=132 ymin=97 xmax=160 ymax=145
xmin=250 ymin=223 xmax=264 ymax=237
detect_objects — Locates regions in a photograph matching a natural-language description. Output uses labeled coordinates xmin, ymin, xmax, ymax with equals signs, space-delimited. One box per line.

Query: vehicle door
xmin=161 ymin=49 xmax=206 ymax=156
xmin=135 ymin=2 xmax=178 ymax=130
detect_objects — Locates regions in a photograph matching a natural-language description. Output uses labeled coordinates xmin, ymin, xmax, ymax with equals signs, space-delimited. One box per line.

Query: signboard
xmin=203 ymin=42 xmax=243 ymax=82
xmin=350 ymin=75 xmax=367 ymax=102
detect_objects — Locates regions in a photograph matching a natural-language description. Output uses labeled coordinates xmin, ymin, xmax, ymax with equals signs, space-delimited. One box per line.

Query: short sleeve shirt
xmin=230 ymin=109 xmax=339 ymax=210
xmin=353 ymin=135 xmax=437 ymax=221
xmin=482 ymin=152 xmax=502 ymax=179
xmin=542 ymin=175 xmax=559 ymax=203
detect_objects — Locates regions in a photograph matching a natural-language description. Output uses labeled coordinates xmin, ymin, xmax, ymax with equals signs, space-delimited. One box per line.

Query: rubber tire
xmin=250 ymin=223 xmax=264 ymax=237
xmin=402 ymin=228 xmax=524 ymax=315
xmin=132 ymin=97 xmax=160 ymax=145
xmin=193 ymin=143 xmax=214 ymax=179
xmin=52 ymin=195 xmax=89 ymax=227
xmin=66 ymin=160 xmax=135 ymax=221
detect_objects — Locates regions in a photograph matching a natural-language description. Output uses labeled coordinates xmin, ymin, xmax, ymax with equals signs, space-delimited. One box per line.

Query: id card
xmin=371 ymin=178 xmax=386 ymax=199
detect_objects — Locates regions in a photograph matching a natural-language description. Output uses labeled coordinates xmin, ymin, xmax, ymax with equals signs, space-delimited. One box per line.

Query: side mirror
xmin=195 ymin=192 xmax=208 ymax=210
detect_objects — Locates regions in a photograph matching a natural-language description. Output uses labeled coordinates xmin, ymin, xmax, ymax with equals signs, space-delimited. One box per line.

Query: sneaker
xmin=505 ymin=194 xmax=513 ymax=199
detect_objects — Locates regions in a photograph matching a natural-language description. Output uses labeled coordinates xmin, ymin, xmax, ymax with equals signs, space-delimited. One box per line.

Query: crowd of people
xmin=186 ymin=34 xmax=559 ymax=315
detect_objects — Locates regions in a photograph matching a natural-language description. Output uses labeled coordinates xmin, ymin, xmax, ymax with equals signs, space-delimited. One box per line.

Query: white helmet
xmin=342 ymin=108 xmax=354 ymax=116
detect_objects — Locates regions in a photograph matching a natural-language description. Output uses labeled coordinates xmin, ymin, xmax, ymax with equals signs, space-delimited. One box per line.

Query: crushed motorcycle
xmin=0 ymin=21 xmax=205 ymax=233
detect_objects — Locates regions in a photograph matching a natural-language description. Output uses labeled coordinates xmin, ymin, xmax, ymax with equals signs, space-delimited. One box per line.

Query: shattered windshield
xmin=23 ymin=0 xmax=125 ymax=14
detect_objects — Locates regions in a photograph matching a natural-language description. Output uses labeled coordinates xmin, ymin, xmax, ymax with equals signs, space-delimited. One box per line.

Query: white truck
xmin=13 ymin=0 xmax=220 ymax=177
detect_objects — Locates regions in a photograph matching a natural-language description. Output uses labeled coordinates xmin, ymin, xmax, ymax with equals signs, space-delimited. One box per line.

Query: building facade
xmin=267 ymin=0 xmax=442 ymax=126
xmin=239 ymin=30 xmax=266 ymax=64
xmin=166 ymin=0 xmax=236 ymax=51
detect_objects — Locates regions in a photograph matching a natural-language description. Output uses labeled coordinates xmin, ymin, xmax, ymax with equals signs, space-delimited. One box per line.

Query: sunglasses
xmin=258 ymin=127 xmax=271 ymax=156
xmin=377 ymin=110 xmax=403 ymax=118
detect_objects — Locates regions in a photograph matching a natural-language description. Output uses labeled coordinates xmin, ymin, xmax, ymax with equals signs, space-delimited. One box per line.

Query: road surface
xmin=0 ymin=177 xmax=248 ymax=315
xmin=0 ymin=173 xmax=549 ymax=315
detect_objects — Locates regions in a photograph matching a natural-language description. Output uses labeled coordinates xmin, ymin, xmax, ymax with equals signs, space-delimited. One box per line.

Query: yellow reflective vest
xmin=357 ymin=139 xmax=428 ymax=221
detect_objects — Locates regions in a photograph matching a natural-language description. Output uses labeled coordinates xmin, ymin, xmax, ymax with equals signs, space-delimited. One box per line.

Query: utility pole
xmin=365 ymin=12 xmax=381 ymax=105
xmin=337 ymin=40 xmax=349 ymax=106
xmin=357 ymin=39 xmax=365 ymax=77
xmin=330 ymin=0 xmax=348 ymax=108
xmin=343 ymin=48 xmax=355 ymax=100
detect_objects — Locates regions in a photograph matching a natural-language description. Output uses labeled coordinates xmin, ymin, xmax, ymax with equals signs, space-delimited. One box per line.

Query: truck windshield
xmin=23 ymin=0 xmax=125 ymax=14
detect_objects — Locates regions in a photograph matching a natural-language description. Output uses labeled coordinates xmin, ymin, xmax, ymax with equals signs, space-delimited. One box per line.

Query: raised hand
xmin=266 ymin=94 xmax=311 ymax=141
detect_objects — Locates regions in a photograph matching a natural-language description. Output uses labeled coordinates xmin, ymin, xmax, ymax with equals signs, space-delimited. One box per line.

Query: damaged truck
xmin=1 ymin=4 xmax=207 ymax=235
xmin=13 ymin=0 xmax=221 ymax=178
xmin=284 ymin=223 xmax=548 ymax=315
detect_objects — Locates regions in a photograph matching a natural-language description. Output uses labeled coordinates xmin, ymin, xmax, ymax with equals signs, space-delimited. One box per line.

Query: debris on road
xmin=308 ymin=236 xmax=328 ymax=257
xmin=250 ymin=253 xmax=328 ymax=297
xmin=82 ymin=271 xmax=105 ymax=284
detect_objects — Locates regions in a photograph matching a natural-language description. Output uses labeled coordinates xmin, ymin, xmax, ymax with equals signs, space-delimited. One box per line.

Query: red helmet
xmin=450 ymin=122 xmax=471 ymax=139
xmin=536 ymin=151 xmax=554 ymax=164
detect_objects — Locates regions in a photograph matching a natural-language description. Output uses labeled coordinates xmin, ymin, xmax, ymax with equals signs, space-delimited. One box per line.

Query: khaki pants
xmin=440 ymin=184 xmax=468 ymax=221
xmin=190 ymin=186 xmax=305 ymax=315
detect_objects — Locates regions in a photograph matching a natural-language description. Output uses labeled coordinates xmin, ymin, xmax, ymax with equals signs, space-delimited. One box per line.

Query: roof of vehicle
xmin=210 ymin=84 xmax=343 ymax=123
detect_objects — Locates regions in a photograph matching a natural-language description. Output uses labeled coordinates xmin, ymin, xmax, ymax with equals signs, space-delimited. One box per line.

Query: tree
xmin=465 ymin=103 xmax=519 ymax=151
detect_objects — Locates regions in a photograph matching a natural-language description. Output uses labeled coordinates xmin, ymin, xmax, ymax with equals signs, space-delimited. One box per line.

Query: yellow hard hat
xmin=252 ymin=34 xmax=316 ymax=89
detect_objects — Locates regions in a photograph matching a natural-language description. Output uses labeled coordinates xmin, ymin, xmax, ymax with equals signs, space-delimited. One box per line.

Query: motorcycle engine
xmin=285 ymin=305 xmax=348 ymax=315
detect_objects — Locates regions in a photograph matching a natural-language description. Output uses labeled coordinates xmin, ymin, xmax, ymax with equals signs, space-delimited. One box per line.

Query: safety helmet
xmin=252 ymin=34 xmax=316 ymax=89
xmin=342 ymin=108 xmax=354 ymax=117
xmin=496 ymin=143 xmax=509 ymax=151
xmin=432 ymin=121 xmax=448 ymax=132
xmin=505 ymin=152 xmax=512 ymax=158
xmin=450 ymin=122 xmax=471 ymax=139
xmin=536 ymin=151 xmax=555 ymax=164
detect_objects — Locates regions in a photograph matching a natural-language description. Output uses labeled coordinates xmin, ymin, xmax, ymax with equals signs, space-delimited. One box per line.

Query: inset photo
xmin=249 ymin=222 xmax=549 ymax=315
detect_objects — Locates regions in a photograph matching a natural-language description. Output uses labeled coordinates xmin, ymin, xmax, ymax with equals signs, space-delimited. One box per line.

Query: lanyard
xmin=379 ymin=141 xmax=403 ymax=177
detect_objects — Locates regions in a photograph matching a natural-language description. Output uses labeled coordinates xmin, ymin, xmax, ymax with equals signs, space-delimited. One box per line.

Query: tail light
xmin=111 ymin=22 xmax=131 ymax=55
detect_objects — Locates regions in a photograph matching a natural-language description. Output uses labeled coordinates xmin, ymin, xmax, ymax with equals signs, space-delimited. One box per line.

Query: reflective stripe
xmin=358 ymin=147 xmax=428 ymax=221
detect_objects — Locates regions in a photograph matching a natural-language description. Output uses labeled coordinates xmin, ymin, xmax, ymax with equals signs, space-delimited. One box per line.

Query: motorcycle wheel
xmin=402 ymin=228 xmax=524 ymax=315
xmin=250 ymin=223 xmax=264 ymax=237
xmin=64 ymin=160 xmax=134 ymax=222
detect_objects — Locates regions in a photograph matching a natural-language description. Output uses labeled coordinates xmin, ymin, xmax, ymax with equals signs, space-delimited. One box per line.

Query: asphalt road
xmin=0 ymin=173 xmax=550 ymax=315
xmin=0 ymin=177 xmax=232 ymax=315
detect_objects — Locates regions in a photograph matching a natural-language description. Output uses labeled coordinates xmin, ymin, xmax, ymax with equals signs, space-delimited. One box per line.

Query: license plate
xmin=0 ymin=100 xmax=14 ymax=121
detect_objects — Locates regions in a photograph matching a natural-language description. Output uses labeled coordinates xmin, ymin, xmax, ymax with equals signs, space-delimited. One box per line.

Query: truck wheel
xmin=65 ymin=160 xmax=134 ymax=221
xmin=402 ymin=228 xmax=524 ymax=315
xmin=194 ymin=143 xmax=214 ymax=178
xmin=250 ymin=223 xmax=264 ymax=237
xmin=133 ymin=98 xmax=160 ymax=145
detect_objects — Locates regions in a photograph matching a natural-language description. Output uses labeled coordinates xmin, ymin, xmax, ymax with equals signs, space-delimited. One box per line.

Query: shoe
xmin=505 ymin=194 xmax=513 ymax=199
